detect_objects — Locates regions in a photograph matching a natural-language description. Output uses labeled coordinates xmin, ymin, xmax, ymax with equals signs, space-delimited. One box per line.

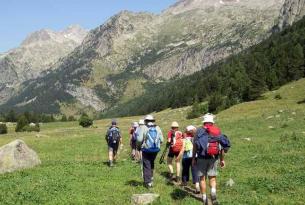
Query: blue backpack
xmin=142 ymin=126 xmax=161 ymax=153
xmin=108 ymin=127 xmax=120 ymax=144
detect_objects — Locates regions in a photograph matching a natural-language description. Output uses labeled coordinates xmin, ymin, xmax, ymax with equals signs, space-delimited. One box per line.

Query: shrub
xmin=0 ymin=123 xmax=8 ymax=134
xmin=187 ymin=101 xmax=208 ymax=119
xmin=23 ymin=124 xmax=40 ymax=132
xmin=208 ymin=93 xmax=225 ymax=113
xmin=68 ymin=116 xmax=76 ymax=121
xmin=274 ymin=94 xmax=282 ymax=100
xmin=61 ymin=115 xmax=67 ymax=122
xmin=15 ymin=115 xmax=29 ymax=132
xmin=79 ymin=114 xmax=93 ymax=128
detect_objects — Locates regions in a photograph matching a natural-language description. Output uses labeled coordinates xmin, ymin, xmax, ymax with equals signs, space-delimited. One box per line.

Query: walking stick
xmin=159 ymin=144 xmax=169 ymax=164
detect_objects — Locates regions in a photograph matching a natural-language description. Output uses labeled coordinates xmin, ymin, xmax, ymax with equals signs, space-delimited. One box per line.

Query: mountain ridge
xmin=1 ymin=0 xmax=305 ymax=115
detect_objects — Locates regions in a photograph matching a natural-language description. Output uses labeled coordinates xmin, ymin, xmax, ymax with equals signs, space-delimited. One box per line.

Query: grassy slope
xmin=0 ymin=78 xmax=305 ymax=204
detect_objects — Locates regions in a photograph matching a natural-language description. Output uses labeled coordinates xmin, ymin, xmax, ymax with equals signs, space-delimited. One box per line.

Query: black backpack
xmin=108 ymin=127 xmax=120 ymax=144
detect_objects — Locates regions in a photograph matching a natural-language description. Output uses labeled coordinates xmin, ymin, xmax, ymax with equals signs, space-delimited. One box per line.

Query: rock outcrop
xmin=0 ymin=139 xmax=41 ymax=174
xmin=0 ymin=25 xmax=88 ymax=104
xmin=131 ymin=193 xmax=160 ymax=205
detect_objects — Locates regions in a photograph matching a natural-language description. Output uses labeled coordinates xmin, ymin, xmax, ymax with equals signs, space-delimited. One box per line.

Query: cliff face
xmin=0 ymin=25 xmax=88 ymax=104
xmin=1 ymin=0 xmax=304 ymax=114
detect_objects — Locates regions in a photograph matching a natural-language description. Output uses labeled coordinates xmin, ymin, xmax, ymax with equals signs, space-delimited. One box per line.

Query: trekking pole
xmin=159 ymin=144 xmax=169 ymax=164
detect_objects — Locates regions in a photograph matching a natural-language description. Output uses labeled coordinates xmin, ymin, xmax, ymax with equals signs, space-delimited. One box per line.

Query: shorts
xmin=168 ymin=150 xmax=180 ymax=158
xmin=196 ymin=157 xmax=218 ymax=177
xmin=130 ymin=140 xmax=137 ymax=150
xmin=108 ymin=143 xmax=119 ymax=154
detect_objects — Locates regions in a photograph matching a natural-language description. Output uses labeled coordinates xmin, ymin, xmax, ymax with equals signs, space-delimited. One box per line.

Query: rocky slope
xmin=1 ymin=0 xmax=305 ymax=114
xmin=0 ymin=25 xmax=88 ymax=104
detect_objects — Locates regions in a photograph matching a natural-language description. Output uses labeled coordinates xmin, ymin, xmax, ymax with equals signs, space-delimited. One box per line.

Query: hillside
xmin=1 ymin=0 xmax=304 ymax=114
xmin=0 ymin=25 xmax=88 ymax=105
xmin=103 ymin=14 xmax=305 ymax=118
xmin=0 ymin=78 xmax=304 ymax=204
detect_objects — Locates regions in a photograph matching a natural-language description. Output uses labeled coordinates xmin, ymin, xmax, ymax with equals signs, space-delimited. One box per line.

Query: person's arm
xmin=157 ymin=126 xmax=164 ymax=144
xmin=105 ymin=129 xmax=109 ymax=143
xmin=192 ymin=131 xmax=199 ymax=166
xmin=219 ymin=149 xmax=225 ymax=168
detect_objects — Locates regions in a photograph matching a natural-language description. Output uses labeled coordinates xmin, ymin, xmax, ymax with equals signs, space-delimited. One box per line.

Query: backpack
xmin=142 ymin=126 xmax=161 ymax=153
xmin=170 ymin=131 xmax=183 ymax=153
xmin=184 ymin=137 xmax=193 ymax=152
xmin=131 ymin=127 xmax=138 ymax=142
xmin=195 ymin=127 xmax=230 ymax=158
xmin=107 ymin=127 xmax=120 ymax=144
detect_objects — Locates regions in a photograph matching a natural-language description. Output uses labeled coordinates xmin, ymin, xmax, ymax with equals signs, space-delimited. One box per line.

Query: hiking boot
xmin=109 ymin=160 xmax=114 ymax=167
xmin=181 ymin=181 xmax=188 ymax=187
xmin=211 ymin=195 xmax=219 ymax=205
xmin=203 ymin=197 xmax=208 ymax=205
xmin=175 ymin=176 xmax=181 ymax=183
xmin=169 ymin=173 xmax=175 ymax=181
xmin=144 ymin=182 xmax=153 ymax=189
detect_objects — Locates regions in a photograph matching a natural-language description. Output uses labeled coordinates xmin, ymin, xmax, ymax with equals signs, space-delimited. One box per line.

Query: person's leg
xmin=182 ymin=158 xmax=188 ymax=183
xmin=142 ymin=152 xmax=152 ymax=185
xmin=108 ymin=146 xmax=114 ymax=166
xmin=150 ymin=152 xmax=158 ymax=183
xmin=191 ymin=160 xmax=200 ymax=192
xmin=167 ymin=155 xmax=174 ymax=177
xmin=207 ymin=159 xmax=218 ymax=205
xmin=200 ymin=175 xmax=208 ymax=204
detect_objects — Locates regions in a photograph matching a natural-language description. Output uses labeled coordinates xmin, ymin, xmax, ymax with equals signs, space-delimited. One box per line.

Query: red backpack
xmin=169 ymin=130 xmax=184 ymax=153
xmin=205 ymin=125 xmax=221 ymax=156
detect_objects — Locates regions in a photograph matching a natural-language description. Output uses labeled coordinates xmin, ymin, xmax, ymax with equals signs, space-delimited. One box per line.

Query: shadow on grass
xmin=297 ymin=99 xmax=305 ymax=104
xmin=170 ymin=188 xmax=188 ymax=200
xmin=126 ymin=180 xmax=143 ymax=187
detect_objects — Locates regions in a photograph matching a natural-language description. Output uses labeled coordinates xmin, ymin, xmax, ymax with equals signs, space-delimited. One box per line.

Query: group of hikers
xmin=105 ymin=113 xmax=230 ymax=205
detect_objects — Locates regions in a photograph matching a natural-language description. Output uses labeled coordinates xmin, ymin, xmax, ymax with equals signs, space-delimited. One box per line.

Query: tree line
xmin=102 ymin=16 xmax=305 ymax=118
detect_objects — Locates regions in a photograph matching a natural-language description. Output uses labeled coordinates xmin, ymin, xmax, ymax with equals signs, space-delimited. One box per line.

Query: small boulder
xmin=226 ymin=178 xmax=235 ymax=187
xmin=29 ymin=123 xmax=36 ymax=127
xmin=268 ymin=126 xmax=275 ymax=129
xmin=243 ymin=138 xmax=251 ymax=141
xmin=0 ymin=139 xmax=41 ymax=174
xmin=131 ymin=193 xmax=160 ymax=205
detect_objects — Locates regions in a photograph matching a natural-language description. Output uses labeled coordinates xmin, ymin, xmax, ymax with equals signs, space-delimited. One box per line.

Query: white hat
xmin=145 ymin=115 xmax=155 ymax=121
xmin=133 ymin=122 xmax=139 ymax=127
xmin=186 ymin=125 xmax=196 ymax=132
xmin=139 ymin=119 xmax=145 ymax=125
xmin=171 ymin=121 xmax=179 ymax=128
xmin=202 ymin=113 xmax=215 ymax=124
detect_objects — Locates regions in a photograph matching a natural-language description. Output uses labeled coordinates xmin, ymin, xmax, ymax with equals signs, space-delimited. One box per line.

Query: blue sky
xmin=0 ymin=0 xmax=176 ymax=52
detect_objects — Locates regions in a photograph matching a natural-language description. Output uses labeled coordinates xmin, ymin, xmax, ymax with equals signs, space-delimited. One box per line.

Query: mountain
xmin=1 ymin=0 xmax=305 ymax=115
xmin=0 ymin=25 xmax=88 ymax=104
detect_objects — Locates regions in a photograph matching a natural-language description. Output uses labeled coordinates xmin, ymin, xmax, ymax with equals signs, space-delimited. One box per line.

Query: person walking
xmin=192 ymin=113 xmax=230 ymax=205
xmin=137 ymin=115 xmax=163 ymax=188
xmin=181 ymin=125 xmax=200 ymax=193
xmin=129 ymin=122 xmax=139 ymax=160
xmin=105 ymin=120 xmax=122 ymax=167
xmin=135 ymin=119 xmax=145 ymax=162
xmin=167 ymin=121 xmax=184 ymax=183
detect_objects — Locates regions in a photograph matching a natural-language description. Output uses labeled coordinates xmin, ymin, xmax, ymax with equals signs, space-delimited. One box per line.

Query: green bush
xmin=0 ymin=123 xmax=8 ymax=134
xmin=61 ymin=115 xmax=67 ymax=122
xmin=68 ymin=116 xmax=76 ymax=121
xmin=79 ymin=114 xmax=93 ymax=128
xmin=187 ymin=100 xmax=208 ymax=119
xmin=274 ymin=94 xmax=282 ymax=100
xmin=208 ymin=93 xmax=225 ymax=113
xmin=15 ymin=115 xmax=29 ymax=132
xmin=23 ymin=124 xmax=40 ymax=132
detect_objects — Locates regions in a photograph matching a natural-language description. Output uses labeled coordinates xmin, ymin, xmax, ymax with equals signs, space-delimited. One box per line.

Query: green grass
xmin=1 ymin=79 xmax=305 ymax=204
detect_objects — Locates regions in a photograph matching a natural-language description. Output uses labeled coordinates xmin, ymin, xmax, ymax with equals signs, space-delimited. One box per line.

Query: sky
xmin=0 ymin=0 xmax=177 ymax=52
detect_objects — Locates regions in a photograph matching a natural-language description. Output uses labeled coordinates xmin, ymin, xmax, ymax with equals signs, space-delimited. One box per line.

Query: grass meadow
xmin=0 ymin=78 xmax=305 ymax=204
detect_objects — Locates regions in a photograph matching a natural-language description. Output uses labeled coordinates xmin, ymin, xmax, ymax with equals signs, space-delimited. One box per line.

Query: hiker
xmin=105 ymin=120 xmax=122 ymax=167
xmin=192 ymin=113 xmax=230 ymax=205
xmin=181 ymin=125 xmax=200 ymax=193
xmin=129 ymin=122 xmax=139 ymax=160
xmin=137 ymin=115 xmax=163 ymax=188
xmin=167 ymin=121 xmax=184 ymax=183
xmin=135 ymin=119 xmax=145 ymax=162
